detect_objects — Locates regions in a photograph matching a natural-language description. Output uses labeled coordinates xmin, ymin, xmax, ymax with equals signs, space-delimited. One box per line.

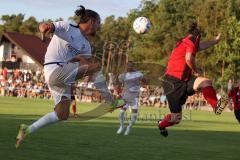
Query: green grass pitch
xmin=0 ymin=97 xmax=239 ymax=160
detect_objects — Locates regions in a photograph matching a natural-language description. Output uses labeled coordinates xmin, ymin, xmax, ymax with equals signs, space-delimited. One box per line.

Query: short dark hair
xmin=187 ymin=22 xmax=201 ymax=36
xmin=75 ymin=5 xmax=100 ymax=24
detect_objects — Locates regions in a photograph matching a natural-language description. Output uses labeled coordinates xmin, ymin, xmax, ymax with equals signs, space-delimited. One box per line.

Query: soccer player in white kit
xmin=116 ymin=61 xmax=145 ymax=135
xmin=15 ymin=6 xmax=124 ymax=148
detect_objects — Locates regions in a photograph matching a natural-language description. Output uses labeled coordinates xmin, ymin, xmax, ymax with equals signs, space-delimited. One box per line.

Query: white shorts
xmin=44 ymin=62 xmax=87 ymax=105
xmin=123 ymin=98 xmax=139 ymax=110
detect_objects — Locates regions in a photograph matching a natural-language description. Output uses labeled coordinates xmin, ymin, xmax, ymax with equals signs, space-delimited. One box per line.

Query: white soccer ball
xmin=133 ymin=17 xmax=151 ymax=34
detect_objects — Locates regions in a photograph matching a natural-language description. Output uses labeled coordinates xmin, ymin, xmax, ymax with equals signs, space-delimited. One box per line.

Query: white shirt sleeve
xmin=53 ymin=21 xmax=70 ymax=41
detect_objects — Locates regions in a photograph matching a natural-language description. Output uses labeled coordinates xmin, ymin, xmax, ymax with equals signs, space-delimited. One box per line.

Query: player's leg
xmin=193 ymin=77 xmax=227 ymax=114
xmin=159 ymin=75 xmax=185 ymax=137
xmin=234 ymin=109 xmax=240 ymax=123
xmin=158 ymin=112 xmax=182 ymax=137
xmin=16 ymin=63 xmax=76 ymax=148
xmin=15 ymin=96 xmax=71 ymax=148
xmin=124 ymin=98 xmax=139 ymax=135
xmin=75 ymin=62 xmax=125 ymax=109
xmin=117 ymin=105 xmax=128 ymax=134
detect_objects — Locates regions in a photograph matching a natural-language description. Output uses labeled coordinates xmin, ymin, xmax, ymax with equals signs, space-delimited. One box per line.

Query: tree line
xmin=0 ymin=0 xmax=239 ymax=90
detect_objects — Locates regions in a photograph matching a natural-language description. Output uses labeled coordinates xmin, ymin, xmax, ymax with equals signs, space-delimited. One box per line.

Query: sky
xmin=0 ymin=0 xmax=142 ymax=22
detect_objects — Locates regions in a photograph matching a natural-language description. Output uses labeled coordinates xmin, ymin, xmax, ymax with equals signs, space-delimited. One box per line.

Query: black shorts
xmin=163 ymin=74 xmax=197 ymax=113
xmin=234 ymin=109 xmax=240 ymax=123
xmin=71 ymin=95 xmax=76 ymax=101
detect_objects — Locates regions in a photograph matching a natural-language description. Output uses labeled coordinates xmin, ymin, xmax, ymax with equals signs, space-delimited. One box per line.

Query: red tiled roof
xmin=2 ymin=32 xmax=50 ymax=67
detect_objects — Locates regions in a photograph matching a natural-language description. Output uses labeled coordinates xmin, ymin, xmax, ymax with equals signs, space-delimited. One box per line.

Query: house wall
xmin=22 ymin=55 xmax=35 ymax=63
xmin=0 ymin=42 xmax=12 ymax=61
xmin=0 ymin=45 xmax=3 ymax=61
xmin=0 ymin=35 xmax=40 ymax=70
xmin=14 ymin=46 xmax=34 ymax=63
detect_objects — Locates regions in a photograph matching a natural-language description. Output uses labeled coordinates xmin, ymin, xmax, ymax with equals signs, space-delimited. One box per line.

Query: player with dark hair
xmin=15 ymin=5 xmax=124 ymax=148
xmin=228 ymin=81 xmax=240 ymax=123
xmin=158 ymin=22 xmax=228 ymax=137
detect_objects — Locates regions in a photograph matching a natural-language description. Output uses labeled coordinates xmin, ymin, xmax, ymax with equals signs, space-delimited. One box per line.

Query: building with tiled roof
xmin=0 ymin=32 xmax=50 ymax=71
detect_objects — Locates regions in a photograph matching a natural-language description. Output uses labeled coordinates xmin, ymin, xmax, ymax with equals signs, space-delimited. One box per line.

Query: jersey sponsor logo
xmin=66 ymin=44 xmax=80 ymax=55
xmin=81 ymin=44 xmax=85 ymax=50
xmin=70 ymin=36 xmax=74 ymax=42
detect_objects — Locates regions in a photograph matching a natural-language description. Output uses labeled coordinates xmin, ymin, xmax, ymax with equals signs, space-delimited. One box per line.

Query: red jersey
xmin=228 ymin=87 xmax=240 ymax=110
xmin=3 ymin=68 xmax=7 ymax=79
xmin=166 ymin=36 xmax=198 ymax=81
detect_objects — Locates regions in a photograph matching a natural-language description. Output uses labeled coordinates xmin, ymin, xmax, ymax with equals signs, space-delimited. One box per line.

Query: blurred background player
xmin=71 ymin=85 xmax=77 ymax=117
xmin=116 ymin=61 xmax=145 ymax=135
xmin=228 ymin=80 xmax=240 ymax=123
xmin=159 ymin=22 xmax=228 ymax=137
xmin=15 ymin=5 xmax=124 ymax=148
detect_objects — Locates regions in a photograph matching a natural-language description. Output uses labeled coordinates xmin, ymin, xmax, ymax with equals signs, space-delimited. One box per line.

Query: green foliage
xmin=0 ymin=0 xmax=240 ymax=90
xmin=19 ymin=16 xmax=38 ymax=35
xmin=0 ymin=14 xmax=24 ymax=33
xmin=214 ymin=16 xmax=240 ymax=89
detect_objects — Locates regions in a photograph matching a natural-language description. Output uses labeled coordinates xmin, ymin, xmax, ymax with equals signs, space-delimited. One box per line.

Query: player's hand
xmin=215 ymin=33 xmax=221 ymax=43
xmin=193 ymin=71 xmax=200 ymax=77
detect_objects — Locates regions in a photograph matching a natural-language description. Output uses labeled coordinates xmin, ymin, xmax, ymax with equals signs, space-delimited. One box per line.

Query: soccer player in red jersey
xmin=228 ymin=81 xmax=240 ymax=123
xmin=158 ymin=22 xmax=228 ymax=137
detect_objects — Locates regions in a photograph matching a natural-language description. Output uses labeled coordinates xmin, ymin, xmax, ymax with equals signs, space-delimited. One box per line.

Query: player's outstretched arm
xmin=198 ymin=33 xmax=221 ymax=51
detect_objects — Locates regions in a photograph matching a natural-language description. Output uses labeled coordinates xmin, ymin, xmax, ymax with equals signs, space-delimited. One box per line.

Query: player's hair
xmin=187 ymin=22 xmax=201 ymax=36
xmin=75 ymin=5 xmax=100 ymax=24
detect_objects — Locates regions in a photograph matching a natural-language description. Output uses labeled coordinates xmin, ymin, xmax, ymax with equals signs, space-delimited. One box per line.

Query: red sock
xmin=72 ymin=104 xmax=76 ymax=114
xmin=159 ymin=114 xmax=175 ymax=128
xmin=202 ymin=86 xmax=217 ymax=109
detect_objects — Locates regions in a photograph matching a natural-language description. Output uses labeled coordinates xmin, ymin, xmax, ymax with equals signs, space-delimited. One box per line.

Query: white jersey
xmin=44 ymin=21 xmax=91 ymax=77
xmin=119 ymin=71 xmax=143 ymax=99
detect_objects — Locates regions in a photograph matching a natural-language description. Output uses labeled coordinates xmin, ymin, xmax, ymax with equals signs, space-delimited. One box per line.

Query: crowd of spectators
xmin=0 ymin=68 xmax=51 ymax=99
xmin=0 ymin=68 xmax=210 ymax=110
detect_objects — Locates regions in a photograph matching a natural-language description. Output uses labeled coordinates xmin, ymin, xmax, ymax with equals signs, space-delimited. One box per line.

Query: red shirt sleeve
xmin=186 ymin=46 xmax=194 ymax=53
xmin=185 ymin=40 xmax=196 ymax=56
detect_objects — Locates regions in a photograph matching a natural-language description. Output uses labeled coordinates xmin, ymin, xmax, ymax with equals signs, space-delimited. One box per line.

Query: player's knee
xmin=55 ymin=97 xmax=71 ymax=120
xmin=175 ymin=119 xmax=181 ymax=124
xmin=201 ymin=79 xmax=212 ymax=88
xmin=60 ymin=115 xmax=69 ymax=120
xmin=57 ymin=112 xmax=69 ymax=120
xmin=132 ymin=109 xmax=138 ymax=113
xmin=170 ymin=113 xmax=182 ymax=124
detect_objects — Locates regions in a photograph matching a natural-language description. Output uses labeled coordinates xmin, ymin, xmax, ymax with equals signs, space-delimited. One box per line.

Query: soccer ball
xmin=133 ymin=17 xmax=151 ymax=34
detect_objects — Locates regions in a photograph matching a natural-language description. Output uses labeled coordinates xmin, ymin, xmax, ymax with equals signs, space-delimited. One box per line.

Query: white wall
xmin=0 ymin=42 xmax=11 ymax=61
xmin=4 ymin=42 xmax=11 ymax=60
xmin=22 ymin=55 xmax=35 ymax=63
xmin=0 ymin=41 xmax=35 ymax=64
xmin=0 ymin=45 xmax=4 ymax=61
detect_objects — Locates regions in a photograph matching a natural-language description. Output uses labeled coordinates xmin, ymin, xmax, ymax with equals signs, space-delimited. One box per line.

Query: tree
xmin=19 ymin=16 xmax=38 ymax=35
xmin=0 ymin=14 xmax=25 ymax=33
xmin=215 ymin=16 xmax=240 ymax=92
